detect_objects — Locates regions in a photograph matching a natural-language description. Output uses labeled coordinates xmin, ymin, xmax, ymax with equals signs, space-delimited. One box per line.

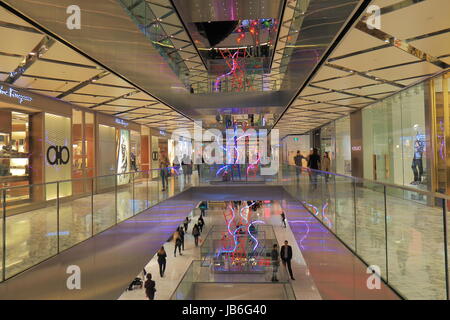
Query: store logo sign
xmin=47 ymin=145 xmax=70 ymax=165
xmin=115 ymin=118 xmax=128 ymax=127
xmin=352 ymin=146 xmax=362 ymax=151
xmin=0 ymin=86 xmax=33 ymax=104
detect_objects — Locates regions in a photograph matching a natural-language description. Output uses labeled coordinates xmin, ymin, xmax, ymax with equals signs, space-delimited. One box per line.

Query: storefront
xmin=0 ymin=82 xmax=147 ymax=208
xmin=96 ymin=114 xmax=142 ymax=187
xmin=280 ymin=134 xmax=310 ymax=166
xmin=318 ymin=116 xmax=351 ymax=175
xmin=0 ymin=82 xmax=74 ymax=202
xmin=0 ymin=110 xmax=31 ymax=202
xmin=362 ymin=80 xmax=431 ymax=191
xmin=320 ymin=122 xmax=336 ymax=172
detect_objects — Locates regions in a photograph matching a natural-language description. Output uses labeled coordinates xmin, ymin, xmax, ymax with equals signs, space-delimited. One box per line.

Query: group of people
xmin=271 ymin=240 xmax=295 ymax=282
xmin=143 ymin=206 xmax=208 ymax=300
xmin=294 ymin=148 xmax=331 ymax=182
xmin=159 ymin=152 xmax=202 ymax=192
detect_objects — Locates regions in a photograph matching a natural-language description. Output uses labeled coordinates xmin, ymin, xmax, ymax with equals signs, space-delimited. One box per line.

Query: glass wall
xmin=335 ymin=116 xmax=352 ymax=175
xmin=320 ymin=122 xmax=336 ymax=172
xmin=318 ymin=117 xmax=351 ymax=174
xmin=0 ymin=111 xmax=30 ymax=203
xmin=362 ymin=82 xmax=430 ymax=192
xmin=281 ymin=135 xmax=310 ymax=165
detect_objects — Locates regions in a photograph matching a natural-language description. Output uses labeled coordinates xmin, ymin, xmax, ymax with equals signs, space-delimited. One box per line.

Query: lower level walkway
xmin=283 ymin=199 xmax=399 ymax=300
xmin=119 ymin=199 xmax=399 ymax=300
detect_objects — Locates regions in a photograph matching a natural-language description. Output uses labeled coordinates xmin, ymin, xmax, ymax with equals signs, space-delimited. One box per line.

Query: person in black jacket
xmin=280 ymin=240 xmax=295 ymax=280
xmin=173 ymin=230 xmax=182 ymax=257
xmin=183 ymin=216 xmax=190 ymax=233
xmin=144 ymin=273 xmax=156 ymax=300
xmin=157 ymin=246 xmax=167 ymax=277
xmin=192 ymin=224 xmax=200 ymax=247
xmin=198 ymin=216 xmax=205 ymax=233
xmin=280 ymin=212 xmax=286 ymax=228
xmin=178 ymin=226 xmax=185 ymax=251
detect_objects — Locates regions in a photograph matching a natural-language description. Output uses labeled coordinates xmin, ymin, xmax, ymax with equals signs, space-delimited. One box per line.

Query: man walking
xmin=280 ymin=211 xmax=287 ymax=228
xmin=280 ymin=240 xmax=295 ymax=280
xmin=293 ymin=151 xmax=305 ymax=180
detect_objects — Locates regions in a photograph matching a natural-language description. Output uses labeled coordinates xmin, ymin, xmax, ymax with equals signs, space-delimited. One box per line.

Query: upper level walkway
xmin=0 ymin=165 xmax=449 ymax=299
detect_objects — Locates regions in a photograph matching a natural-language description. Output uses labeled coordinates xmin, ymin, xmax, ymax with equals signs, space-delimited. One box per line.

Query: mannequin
xmin=411 ymin=125 xmax=424 ymax=185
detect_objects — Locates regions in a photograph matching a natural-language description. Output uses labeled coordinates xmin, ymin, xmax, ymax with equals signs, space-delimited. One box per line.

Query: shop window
xmin=0 ymin=111 xmax=30 ymax=202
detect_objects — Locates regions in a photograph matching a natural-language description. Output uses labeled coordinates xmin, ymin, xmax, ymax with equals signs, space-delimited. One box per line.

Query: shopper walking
xmin=307 ymin=148 xmax=321 ymax=186
xmin=178 ymin=226 xmax=185 ymax=251
xmin=192 ymin=224 xmax=200 ymax=247
xmin=157 ymin=246 xmax=167 ymax=277
xmin=280 ymin=240 xmax=295 ymax=280
xmin=294 ymin=150 xmax=305 ymax=179
xmin=322 ymin=152 xmax=331 ymax=182
xmin=183 ymin=216 xmax=190 ymax=233
xmin=144 ymin=273 xmax=156 ymax=300
xmin=173 ymin=230 xmax=182 ymax=257
xmin=159 ymin=153 xmax=170 ymax=191
xmin=271 ymin=244 xmax=280 ymax=282
xmin=198 ymin=215 xmax=205 ymax=233
xmin=280 ymin=211 xmax=287 ymax=228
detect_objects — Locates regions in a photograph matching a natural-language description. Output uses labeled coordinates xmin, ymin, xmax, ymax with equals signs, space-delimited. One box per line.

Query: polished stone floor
xmin=284 ymin=172 xmax=447 ymax=300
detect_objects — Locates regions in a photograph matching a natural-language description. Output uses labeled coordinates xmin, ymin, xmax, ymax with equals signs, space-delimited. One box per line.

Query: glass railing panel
xmin=0 ymin=190 xmax=4 ymax=281
xmin=447 ymin=200 xmax=450 ymax=299
xmin=386 ymin=188 xmax=446 ymax=299
xmin=322 ymin=173 xmax=336 ymax=232
xmin=117 ymin=173 xmax=133 ymax=222
xmin=354 ymin=181 xmax=387 ymax=278
xmin=302 ymin=171 xmax=324 ymax=222
xmin=93 ymin=175 xmax=116 ymax=234
xmin=59 ymin=179 xmax=93 ymax=251
xmin=133 ymin=171 xmax=149 ymax=214
xmin=335 ymin=176 xmax=356 ymax=250
xmin=5 ymin=183 xmax=58 ymax=279
xmin=148 ymin=173 xmax=159 ymax=206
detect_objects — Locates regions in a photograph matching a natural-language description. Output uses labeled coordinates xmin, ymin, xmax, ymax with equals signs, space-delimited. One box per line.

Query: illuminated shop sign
xmin=0 ymin=85 xmax=33 ymax=104
xmin=47 ymin=145 xmax=70 ymax=165
xmin=351 ymin=146 xmax=362 ymax=151
xmin=115 ymin=118 xmax=129 ymax=127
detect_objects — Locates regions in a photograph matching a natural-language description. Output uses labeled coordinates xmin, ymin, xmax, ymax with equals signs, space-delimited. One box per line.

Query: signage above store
xmin=0 ymin=85 xmax=33 ymax=104
xmin=352 ymin=146 xmax=362 ymax=151
xmin=115 ymin=118 xmax=129 ymax=127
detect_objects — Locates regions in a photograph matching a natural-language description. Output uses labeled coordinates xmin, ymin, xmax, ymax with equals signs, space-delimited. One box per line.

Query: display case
xmin=0 ymin=112 xmax=31 ymax=202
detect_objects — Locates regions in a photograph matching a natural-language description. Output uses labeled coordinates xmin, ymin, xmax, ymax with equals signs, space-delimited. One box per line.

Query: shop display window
xmin=362 ymin=82 xmax=429 ymax=191
xmin=0 ymin=111 xmax=30 ymax=202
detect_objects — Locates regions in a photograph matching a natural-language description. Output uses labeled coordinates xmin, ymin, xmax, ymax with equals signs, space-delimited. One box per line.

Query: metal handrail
xmin=0 ymin=166 xmax=181 ymax=192
xmin=286 ymin=164 xmax=450 ymax=201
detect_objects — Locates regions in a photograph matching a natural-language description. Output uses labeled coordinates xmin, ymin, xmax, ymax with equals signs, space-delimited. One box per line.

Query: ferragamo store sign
xmin=0 ymin=85 xmax=33 ymax=104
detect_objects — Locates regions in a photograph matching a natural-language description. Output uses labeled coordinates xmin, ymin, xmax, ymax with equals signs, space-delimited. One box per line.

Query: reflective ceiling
xmin=274 ymin=0 xmax=450 ymax=137
xmin=0 ymin=6 xmax=194 ymax=132
xmin=1 ymin=0 xmax=448 ymax=137
xmin=1 ymin=0 xmax=365 ymax=130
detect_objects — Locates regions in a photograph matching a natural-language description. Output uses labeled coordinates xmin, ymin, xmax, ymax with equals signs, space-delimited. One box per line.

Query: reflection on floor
xmin=283 ymin=199 xmax=399 ymax=300
xmin=287 ymin=173 xmax=445 ymax=300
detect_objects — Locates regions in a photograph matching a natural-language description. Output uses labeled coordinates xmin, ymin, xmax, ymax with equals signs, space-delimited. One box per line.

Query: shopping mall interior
xmin=0 ymin=0 xmax=448 ymax=301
